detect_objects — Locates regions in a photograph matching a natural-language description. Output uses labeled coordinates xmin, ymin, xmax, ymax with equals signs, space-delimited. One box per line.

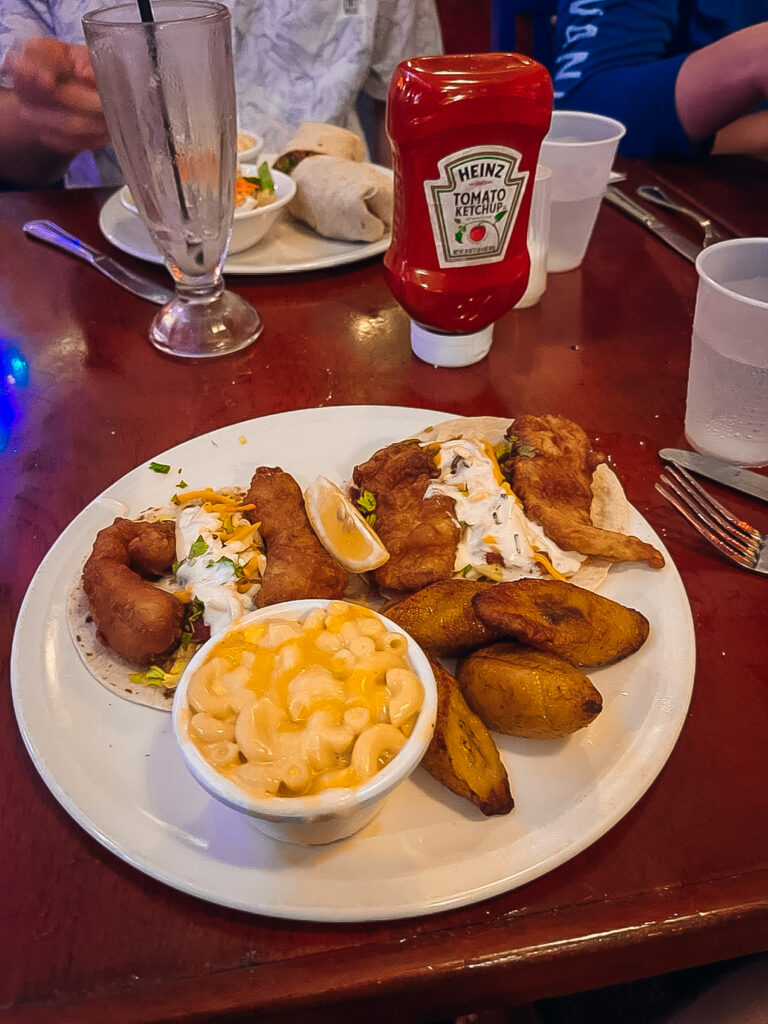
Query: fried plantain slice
xmin=383 ymin=579 xmax=503 ymax=657
xmin=421 ymin=659 xmax=514 ymax=817
xmin=472 ymin=578 xmax=649 ymax=668
xmin=458 ymin=642 xmax=603 ymax=739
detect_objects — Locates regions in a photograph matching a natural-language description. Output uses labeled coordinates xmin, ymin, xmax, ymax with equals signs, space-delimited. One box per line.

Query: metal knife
xmin=660 ymin=448 xmax=768 ymax=502
xmin=23 ymin=219 xmax=174 ymax=305
xmin=603 ymin=186 xmax=701 ymax=264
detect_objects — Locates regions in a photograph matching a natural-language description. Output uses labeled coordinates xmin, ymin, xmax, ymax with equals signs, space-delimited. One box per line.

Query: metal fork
xmin=657 ymin=464 xmax=767 ymax=573
xmin=637 ymin=185 xmax=729 ymax=247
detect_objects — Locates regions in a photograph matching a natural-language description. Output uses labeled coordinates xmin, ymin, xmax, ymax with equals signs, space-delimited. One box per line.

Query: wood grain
xmin=2 ymin=156 xmax=768 ymax=1022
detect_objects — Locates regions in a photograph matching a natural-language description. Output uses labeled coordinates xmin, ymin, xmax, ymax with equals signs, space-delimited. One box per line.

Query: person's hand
xmin=3 ymin=37 xmax=110 ymax=157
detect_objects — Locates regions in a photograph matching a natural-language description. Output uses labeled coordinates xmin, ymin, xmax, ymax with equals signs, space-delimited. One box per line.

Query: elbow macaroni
xmin=187 ymin=601 xmax=424 ymax=798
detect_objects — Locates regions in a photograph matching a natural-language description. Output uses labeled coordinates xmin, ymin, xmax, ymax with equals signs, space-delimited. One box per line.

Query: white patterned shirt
xmin=0 ymin=0 xmax=442 ymax=186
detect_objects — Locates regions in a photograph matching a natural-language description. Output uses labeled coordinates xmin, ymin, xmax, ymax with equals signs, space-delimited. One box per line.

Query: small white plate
xmin=100 ymin=163 xmax=393 ymax=276
xmin=11 ymin=406 xmax=696 ymax=922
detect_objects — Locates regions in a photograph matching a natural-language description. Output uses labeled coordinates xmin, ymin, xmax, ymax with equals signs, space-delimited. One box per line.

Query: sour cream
xmin=175 ymin=504 xmax=264 ymax=636
xmin=425 ymin=438 xmax=585 ymax=580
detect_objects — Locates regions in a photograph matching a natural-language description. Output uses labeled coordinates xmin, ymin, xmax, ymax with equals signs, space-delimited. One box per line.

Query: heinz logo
xmin=424 ymin=145 xmax=530 ymax=269
xmin=456 ymin=161 xmax=505 ymax=182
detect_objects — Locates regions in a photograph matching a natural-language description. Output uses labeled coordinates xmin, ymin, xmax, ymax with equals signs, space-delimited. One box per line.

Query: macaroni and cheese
xmin=186 ymin=601 xmax=424 ymax=798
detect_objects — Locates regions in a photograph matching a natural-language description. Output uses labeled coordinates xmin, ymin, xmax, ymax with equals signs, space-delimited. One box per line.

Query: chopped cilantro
xmin=495 ymin=436 xmax=536 ymax=461
xmin=177 ymin=480 xmax=188 ymax=489
xmin=356 ymin=489 xmax=377 ymax=514
xmin=149 ymin=461 xmax=171 ymax=474
xmin=189 ymin=536 xmax=208 ymax=559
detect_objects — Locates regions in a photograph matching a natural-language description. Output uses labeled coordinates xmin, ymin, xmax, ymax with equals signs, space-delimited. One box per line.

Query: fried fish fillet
xmin=352 ymin=440 xmax=459 ymax=592
xmin=505 ymin=414 xmax=664 ymax=569
xmin=82 ymin=518 xmax=185 ymax=664
xmin=245 ymin=466 xmax=347 ymax=607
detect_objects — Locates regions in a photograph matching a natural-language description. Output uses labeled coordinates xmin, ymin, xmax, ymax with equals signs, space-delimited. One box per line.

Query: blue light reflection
xmin=0 ymin=341 xmax=29 ymax=453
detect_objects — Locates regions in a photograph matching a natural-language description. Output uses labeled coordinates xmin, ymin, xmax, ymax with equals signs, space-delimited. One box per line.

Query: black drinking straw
xmin=136 ymin=0 xmax=198 ymax=246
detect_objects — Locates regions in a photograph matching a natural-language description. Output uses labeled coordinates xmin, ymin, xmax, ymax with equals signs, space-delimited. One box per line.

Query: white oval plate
xmin=11 ymin=406 xmax=695 ymax=922
xmin=99 ymin=163 xmax=392 ymax=276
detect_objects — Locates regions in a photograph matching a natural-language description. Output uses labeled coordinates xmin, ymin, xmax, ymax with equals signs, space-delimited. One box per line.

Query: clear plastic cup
xmin=539 ymin=111 xmax=626 ymax=273
xmin=515 ymin=164 xmax=552 ymax=309
xmin=684 ymin=238 xmax=768 ymax=466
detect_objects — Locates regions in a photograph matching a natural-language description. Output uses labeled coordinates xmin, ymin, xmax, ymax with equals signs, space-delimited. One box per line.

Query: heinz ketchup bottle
xmin=384 ymin=54 xmax=553 ymax=367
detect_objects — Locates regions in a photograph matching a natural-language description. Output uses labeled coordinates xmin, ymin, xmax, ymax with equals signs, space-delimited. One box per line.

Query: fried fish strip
xmin=245 ymin=466 xmax=347 ymax=607
xmin=506 ymin=413 xmax=665 ymax=568
xmin=82 ymin=518 xmax=185 ymax=664
xmin=352 ymin=440 xmax=459 ymax=592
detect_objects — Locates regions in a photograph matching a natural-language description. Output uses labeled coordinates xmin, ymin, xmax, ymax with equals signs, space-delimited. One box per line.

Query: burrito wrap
xmin=276 ymin=122 xmax=366 ymax=166
xmin=289 ymin=155 xmax=393 ymax=242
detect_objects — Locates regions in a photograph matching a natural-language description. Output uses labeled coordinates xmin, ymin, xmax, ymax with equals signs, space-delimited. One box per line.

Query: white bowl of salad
xmin=229 ymin=162 xmax=294 ymax=253
xmin=118 ymin=162 xmax=295 ymax=255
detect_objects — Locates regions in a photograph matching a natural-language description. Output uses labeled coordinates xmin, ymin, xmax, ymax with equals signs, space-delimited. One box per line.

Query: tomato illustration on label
xmin=425 ymin=146 xmax=529 ymax=269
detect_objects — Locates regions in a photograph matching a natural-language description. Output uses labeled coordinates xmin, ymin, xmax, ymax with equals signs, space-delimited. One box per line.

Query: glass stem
xmin=175 ymin=278 xmax=225 ymax=304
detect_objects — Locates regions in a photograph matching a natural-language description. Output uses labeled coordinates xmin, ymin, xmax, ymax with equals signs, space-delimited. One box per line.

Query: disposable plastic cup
xmin=539 ymin=111 xmax=626 ymax=273
xmin=684 ymin=238 xmax=768 ymax=466
xmin=515 ymin=163 xmax=552 ymax=308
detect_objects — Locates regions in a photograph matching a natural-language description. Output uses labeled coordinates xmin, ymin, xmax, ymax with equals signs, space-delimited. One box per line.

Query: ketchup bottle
xmin=384 ymin=54 xmax=553 ymax=366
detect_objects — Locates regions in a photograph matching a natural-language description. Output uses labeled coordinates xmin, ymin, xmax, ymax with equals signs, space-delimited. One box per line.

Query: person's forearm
xmin=713 ymin=109 xmax=768 ymax=159
xmin=675 ymin=22 xmax=768 ymax=142
xmin=0 ymin=88 xmax=73 ymax=186
xmin=371 ymin=99 xmax=392 ymax=167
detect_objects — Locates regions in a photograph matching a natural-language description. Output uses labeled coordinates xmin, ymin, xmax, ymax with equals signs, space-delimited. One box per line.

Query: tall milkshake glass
xmin=83 ymin=1 xmax=262 ymax=358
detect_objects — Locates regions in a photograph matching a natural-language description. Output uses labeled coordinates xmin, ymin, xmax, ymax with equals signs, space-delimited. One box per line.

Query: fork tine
xmin=655 ymin=480 xmax=757 ymax=568
xmin=664 ymin=465 xmax=762 ymax=548
xmin=659 ymin=472 xmax=760 ymax=560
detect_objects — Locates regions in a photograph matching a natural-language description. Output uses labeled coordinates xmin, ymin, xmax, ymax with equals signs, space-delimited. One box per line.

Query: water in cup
xmin=684 ymin=262 xmax=768 ymax=466
xmin=685 ymin=329 xmax=768 ymax=465
xmin=547 ymin=195 xmax=602 ymax=273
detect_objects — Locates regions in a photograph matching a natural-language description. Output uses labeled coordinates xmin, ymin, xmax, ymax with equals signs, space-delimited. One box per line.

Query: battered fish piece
xmin=352 ymin=440 xmax=460 ymax=592
xmin=82 ymin=518 xmax=185 ymax=665
xmin=504 ymin=414 xmax=664 ymax=569
xmin=245 ymin=466 xmax=347 ymax=607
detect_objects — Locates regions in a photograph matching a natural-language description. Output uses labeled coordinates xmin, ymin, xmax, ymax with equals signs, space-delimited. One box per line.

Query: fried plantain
xmin=472 ymin=578 xmax=649 ymax=668
xmin=421 ymin=658 xmax=514 ymax=817
xmin=457 ymin=642 xmax=603 ymax=739
xmin=383 ymin=579 xmax=503 ymax=657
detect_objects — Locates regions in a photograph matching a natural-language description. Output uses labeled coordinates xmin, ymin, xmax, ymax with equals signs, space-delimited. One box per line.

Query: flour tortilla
xmin=415 ymin=415 xmax=633 ymax=591
xmin=276 ymin=122 xmax=366 ymax=165
xmin=289 ymin=156 xmax=393 ymax=242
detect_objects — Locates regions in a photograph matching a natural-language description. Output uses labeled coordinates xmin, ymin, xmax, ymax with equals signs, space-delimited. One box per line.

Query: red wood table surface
xmin=1 ymin=157 xmax=767 ymax=1023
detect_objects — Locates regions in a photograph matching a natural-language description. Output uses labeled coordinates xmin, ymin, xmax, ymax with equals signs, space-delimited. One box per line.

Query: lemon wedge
xmin=304 ymin=476 xmax=389 ymax=573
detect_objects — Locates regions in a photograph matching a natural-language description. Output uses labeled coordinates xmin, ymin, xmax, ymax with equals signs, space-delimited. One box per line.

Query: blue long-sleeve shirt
xmin=552 ymin=0 xmax=768 ymax=159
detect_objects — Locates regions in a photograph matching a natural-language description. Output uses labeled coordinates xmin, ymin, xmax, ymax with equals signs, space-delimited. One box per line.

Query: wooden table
xmin=2 ymin=156 xmax=767 ymax=1024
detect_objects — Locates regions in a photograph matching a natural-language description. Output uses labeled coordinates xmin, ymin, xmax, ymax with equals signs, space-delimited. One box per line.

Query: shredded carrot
xmin=175 ymin=489 xmax=240 ymax=505
xmin=235 ymin=176 xmax=258 ymax=204
xmin=533 ymin=552 xmax=567 ymax=581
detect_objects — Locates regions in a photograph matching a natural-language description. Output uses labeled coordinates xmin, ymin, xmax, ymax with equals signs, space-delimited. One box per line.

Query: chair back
xmin=491 ymin=0 xmax=557 ymax=70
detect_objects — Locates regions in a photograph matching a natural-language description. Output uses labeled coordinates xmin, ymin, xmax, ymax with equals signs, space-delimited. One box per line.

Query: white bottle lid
xmin=410 ymin=321 xmax=494 ymax=367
